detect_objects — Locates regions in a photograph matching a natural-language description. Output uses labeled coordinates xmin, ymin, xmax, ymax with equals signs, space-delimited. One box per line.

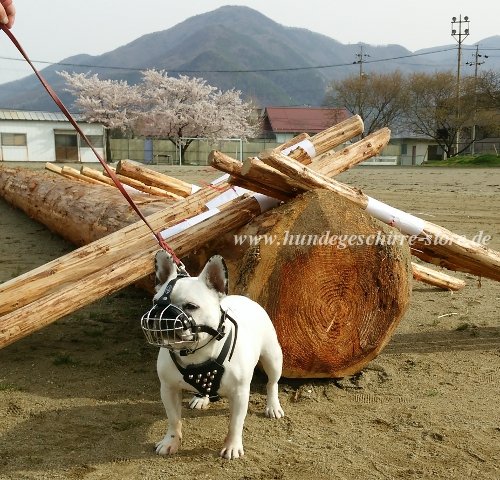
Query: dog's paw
xmin=265 ymin=403 xmax=285 ymax=419
xmin=155 ymin=434 xmax=181 ymax=455
xmin=188 ymin=395 xmax=210 ymax=410
xmin=220 ymin=441 xmax=244 ymax=460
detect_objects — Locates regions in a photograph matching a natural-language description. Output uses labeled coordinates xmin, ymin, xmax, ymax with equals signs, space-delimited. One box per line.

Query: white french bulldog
xmin=149 ymin=251 xmax=285 ymax=459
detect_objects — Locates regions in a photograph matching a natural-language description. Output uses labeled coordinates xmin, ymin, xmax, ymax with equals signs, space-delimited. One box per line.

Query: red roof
xmin=264 ymin=107 xmax=349 ymax=134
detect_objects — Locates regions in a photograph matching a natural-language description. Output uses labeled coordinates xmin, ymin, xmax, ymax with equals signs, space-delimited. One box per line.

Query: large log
xmin=0 ymin=195 xmax=268 ymax=349
xmin=0 ymin=167 xmax=232 ymax=317
xmin=0 ymin=166 xmax=174 ymax=246
xmin=183 ymin=190 xmax=412 ymax=378
xmin=0 ymin=172 xmax=414 ymax=378
xmin=0 ymin=162 xmax=413 ymax=379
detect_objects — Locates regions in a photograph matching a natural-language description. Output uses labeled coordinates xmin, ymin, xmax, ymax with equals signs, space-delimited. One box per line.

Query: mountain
xmin=1 ymin=6 xmax=499 ymax=110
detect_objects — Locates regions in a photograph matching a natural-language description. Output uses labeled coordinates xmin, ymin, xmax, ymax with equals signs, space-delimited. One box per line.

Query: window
xmin=80 ymin=135 xmax=104 ymax=148
xmin=1 ymin=133 xmax=27 ymax=146
xmin=401 ymin=143 xmax=408 ymax=155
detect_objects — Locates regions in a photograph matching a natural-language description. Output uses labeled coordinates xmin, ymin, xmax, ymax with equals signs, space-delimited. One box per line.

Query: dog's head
xmin=141 ymin=251 xmax=229 ymax=351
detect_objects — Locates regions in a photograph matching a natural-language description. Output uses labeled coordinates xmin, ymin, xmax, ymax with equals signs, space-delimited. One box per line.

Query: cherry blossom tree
xmin=136 ymin=70 xmax=256 ymax=158
xmin=58 ymin=71 xmax=142 ymax=132
xmin=59 ymin=70 xmax=257 ymax=159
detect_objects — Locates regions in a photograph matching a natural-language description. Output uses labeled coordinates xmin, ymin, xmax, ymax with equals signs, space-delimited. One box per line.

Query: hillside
xmin=0 ymin=6 xmax=498 ymax=110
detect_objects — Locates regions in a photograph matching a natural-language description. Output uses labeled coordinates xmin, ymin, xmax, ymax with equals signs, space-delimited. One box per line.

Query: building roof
xmin=264 ymin=107 xmax=349 ymax=133
xmin=0 ymin=109 xmax=85 ymax=122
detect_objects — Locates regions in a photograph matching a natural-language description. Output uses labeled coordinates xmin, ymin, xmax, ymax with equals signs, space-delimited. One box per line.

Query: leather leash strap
xmin=1 ymin=25 xmax=183 ymax=266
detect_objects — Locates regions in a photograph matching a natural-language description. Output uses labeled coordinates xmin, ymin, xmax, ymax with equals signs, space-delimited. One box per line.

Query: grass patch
xmin=0 ymin=381 xmax=19 ymax=391
xmin=426 ymin=389 xmax=440 ymax=397
xmin=83 ymin=327 xmax=105 ymax=338
xmin=425 ymin=154 xmax=500 ymax=167
xmin=52 ymin=353 xmax=79 ymax=366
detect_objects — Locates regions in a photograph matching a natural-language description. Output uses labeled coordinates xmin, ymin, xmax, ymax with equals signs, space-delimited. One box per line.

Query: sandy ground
xmin=0 ymin=165 xmax=499 ymax=480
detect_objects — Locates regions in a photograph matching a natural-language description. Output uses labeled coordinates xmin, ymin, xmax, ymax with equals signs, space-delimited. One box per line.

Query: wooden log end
xmin=227 ymin=189 xmax=413 ymax=378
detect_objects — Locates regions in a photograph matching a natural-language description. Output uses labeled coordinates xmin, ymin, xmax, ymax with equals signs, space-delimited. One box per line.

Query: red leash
xmin=1 ymin=25 xmax=184 ymax=268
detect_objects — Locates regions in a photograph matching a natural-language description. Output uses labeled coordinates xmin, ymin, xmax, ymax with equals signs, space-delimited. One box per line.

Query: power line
xmin=0 ymin=47 xmax=469 ymax=74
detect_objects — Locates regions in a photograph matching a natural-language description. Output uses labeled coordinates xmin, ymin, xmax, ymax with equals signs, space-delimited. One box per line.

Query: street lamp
xmin=451 ymin=14 xmax=470 ymax=155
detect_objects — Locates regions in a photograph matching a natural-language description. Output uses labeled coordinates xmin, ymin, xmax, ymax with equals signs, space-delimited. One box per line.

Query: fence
xmin=109 ymin=138 xmax=281 ymax=165
xmin=363 ymin=156 xmax=398 ymax=166
xmin=471 ymin=140 xmax=500 ymax=155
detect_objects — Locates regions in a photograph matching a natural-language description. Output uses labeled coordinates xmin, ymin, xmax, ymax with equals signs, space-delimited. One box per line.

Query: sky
xmin=0 ymin=0 xmax=498 ymax=85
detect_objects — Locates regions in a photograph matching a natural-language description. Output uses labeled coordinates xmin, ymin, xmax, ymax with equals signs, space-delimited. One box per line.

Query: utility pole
xmin=353 ymin=45 xmax=370 ymax=79
xmin=451 ymin=15 xmax=470 ymax=155
xmin=466 ymin=45 xmax=488 ymax=155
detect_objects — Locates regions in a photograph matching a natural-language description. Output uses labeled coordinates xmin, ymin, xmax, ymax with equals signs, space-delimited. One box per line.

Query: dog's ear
xmin=199 ymin=255 xmax=228 ymax=296
xmin=154 ymin=250 xmax=178 ymax=292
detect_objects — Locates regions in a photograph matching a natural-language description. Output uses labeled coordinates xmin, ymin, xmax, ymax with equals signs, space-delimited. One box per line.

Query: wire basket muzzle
xmin=141 ymin=303 xmax=198 ymax=349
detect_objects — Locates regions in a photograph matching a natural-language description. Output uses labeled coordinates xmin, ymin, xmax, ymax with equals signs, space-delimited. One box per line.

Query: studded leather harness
xmin=168 ymin=311 xmax=238 ymax=402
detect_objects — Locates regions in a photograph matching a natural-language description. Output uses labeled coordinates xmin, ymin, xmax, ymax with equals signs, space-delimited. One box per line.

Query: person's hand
xmin=0 ymin=0 xmax=15 ymax=29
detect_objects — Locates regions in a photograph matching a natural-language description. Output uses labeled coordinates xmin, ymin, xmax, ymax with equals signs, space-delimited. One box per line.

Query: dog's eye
xmin=183 ymin=302 xmax=199 ymax=311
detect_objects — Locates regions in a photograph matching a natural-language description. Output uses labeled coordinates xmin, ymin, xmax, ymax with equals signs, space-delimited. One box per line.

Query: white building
xmin=0 ymin=110 xmax=105 ymax=162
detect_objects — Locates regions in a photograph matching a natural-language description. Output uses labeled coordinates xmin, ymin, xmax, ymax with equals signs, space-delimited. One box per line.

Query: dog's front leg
xmin=220 ymin=387 xmax=250 ymax=459
xmin=155 ymin=382 xmax=183 ymax=455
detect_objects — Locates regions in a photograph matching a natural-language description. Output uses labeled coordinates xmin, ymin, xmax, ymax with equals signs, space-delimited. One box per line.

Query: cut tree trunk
xmin=0 ymin=166 xmax=174 ymax=246
xmin=0 ymin=167 xmax=232 ymax=317
xmin=0 ymin=195 xmax=265 ymax=349
xmin=182 ymin=190 xmax=412 ymax=378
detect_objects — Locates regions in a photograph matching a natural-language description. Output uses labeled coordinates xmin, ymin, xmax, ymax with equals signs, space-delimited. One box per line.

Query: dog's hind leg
xmin=259 ymin=340 xmax=285 ymax=419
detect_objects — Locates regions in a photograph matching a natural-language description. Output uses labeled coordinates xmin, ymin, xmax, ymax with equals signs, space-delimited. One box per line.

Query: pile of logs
xmin=1 ymin=114 xmax=499 ymax=377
